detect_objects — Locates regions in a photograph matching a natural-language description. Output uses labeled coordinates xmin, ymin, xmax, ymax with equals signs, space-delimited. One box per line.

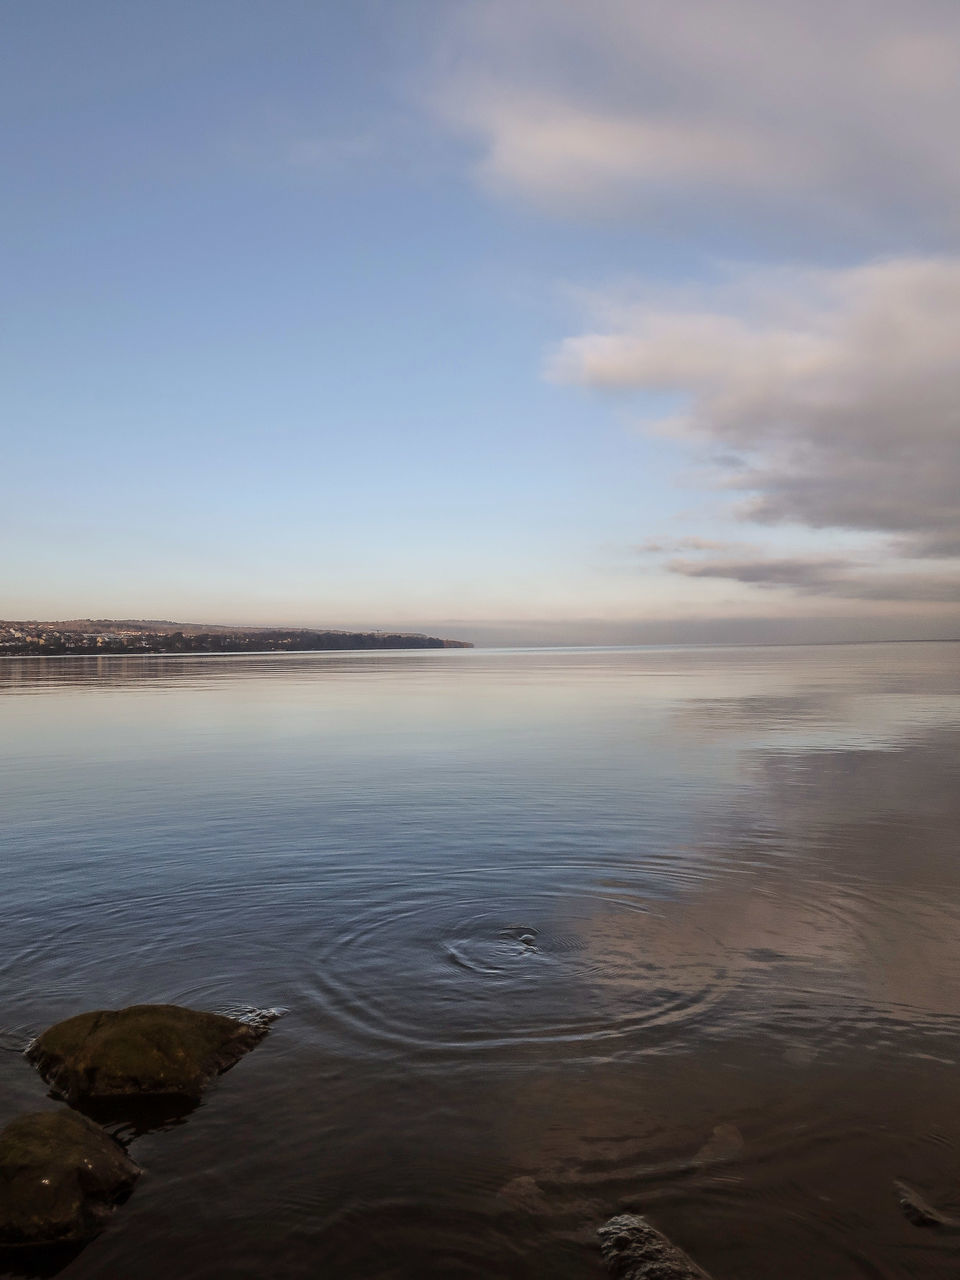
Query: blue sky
xmin=4 ymin=1 xmax=960 ymax=643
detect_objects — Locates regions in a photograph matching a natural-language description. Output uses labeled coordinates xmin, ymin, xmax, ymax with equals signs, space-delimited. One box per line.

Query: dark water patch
xmin=0 ymin=1244 xmax=86 ymax=1280
xmin=70 ymin=1093 xmax=202 ymax=1140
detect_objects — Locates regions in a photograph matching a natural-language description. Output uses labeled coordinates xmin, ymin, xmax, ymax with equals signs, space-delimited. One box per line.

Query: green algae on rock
xmin=26 ymin=1004 xmax=268 ymax=1104
xmin=0 ymin=1110 xmax=140 ymax=1247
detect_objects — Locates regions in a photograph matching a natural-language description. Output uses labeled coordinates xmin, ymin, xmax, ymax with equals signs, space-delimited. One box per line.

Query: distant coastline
xmin=0 ymin=619 xmax=473 ymax=656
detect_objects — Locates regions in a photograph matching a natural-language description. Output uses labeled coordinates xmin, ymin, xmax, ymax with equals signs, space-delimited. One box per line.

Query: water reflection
xmin=1 ymin=643 xmax=959 ymax=1278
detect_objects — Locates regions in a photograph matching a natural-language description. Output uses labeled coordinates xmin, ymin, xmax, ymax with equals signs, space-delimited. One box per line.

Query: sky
xmin=3 ymin=0 xmax=959 ymax=645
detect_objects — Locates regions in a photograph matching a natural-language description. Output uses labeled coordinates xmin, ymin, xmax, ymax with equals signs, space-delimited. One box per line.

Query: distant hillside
xmin=0 ymin=619 xmax=473 ymax=655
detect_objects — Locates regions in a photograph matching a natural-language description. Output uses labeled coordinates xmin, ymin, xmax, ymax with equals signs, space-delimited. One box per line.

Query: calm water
xmin=2 ymin=643 xmax=960 ymax=1279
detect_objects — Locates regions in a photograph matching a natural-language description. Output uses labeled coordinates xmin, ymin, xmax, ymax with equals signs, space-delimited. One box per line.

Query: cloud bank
xmin=552 ymin=258 xmax=960 ymax=584
xmin=438 ymin=0 xmax=960 ymax=232
xmin=668 ymin=554 xmax=960 ymax=603
xmin=432 ymin=0 xmax=960 ymax=626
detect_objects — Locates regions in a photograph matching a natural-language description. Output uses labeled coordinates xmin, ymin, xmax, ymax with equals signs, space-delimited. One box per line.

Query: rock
xmin=214 ymin=1005 xmax=286 ymax=1032
xmin=0 ymin=1110 xmax=140 ymax=1247
xmin=496 ymin=1175 xmax=550 ymax=1214
xmin=894 ymin=1180 xmax=960 ymax=1230
xmin=693 ymin=1124 xmax=744 ymax=1167
xmin=26 ymin=1004 xmax=268 ymax=1104
xmin=598 ymin=1213 xmax=714 ymax=1279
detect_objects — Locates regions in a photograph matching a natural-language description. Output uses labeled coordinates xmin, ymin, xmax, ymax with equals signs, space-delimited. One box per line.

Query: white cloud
xmin=453 ymin=95 xmax=787 ymax=206
xmin=436 ymin=0 xmax=960 ymax=231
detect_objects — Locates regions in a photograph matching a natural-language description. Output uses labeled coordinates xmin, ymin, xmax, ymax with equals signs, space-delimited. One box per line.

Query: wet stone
xmin=26 ymin=1003 xmax=268 ymax=1104
xmin=496 ymin=1175 xmax=550 ymax=1215
xmin=598 ymin=1213 xmax=714 ymax=1280
xmin=894 ymin=1180 xmax=960 ymax=1231
xmin=693 ymin=1123 xmax=744 ymax=1166
xmin=0 ymin=1110 xmax=140 ymax=1247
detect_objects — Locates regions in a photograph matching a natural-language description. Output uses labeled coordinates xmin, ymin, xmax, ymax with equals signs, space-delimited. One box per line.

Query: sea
xmin=2 ymin=642 xmax=959 ymax=1279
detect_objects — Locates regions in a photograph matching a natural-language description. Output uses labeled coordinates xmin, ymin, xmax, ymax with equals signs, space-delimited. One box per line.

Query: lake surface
xmin=2 ymin=643 xmax=960 ymax=1279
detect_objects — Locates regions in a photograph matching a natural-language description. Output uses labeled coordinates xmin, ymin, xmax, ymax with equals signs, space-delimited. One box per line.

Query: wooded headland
xmin=0 ymin=620 xmax=473 ymax=656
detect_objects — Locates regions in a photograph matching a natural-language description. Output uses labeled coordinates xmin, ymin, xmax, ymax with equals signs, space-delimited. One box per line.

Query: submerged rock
xmin=598 ymin=1213 xmax=714 ymax=1280
xmin=894 ymin=1180 xmax=960 ymax=1231
xmin=212 ymin=1005 xmax=287 ymax=1032
xmin=693 ymin=1123 xmax=744 ymax=1167
xmin=0 ymin=1110 xmax=140 ymax=1247
xmin=26 ymin=1004 xmax=268 ymax=1104
xmin=496 ymin=1175 xmax=551 ymax=1215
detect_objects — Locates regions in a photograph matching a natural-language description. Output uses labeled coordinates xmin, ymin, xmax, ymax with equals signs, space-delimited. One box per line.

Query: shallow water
xmin=2 ymin=642 xmax=960 ymax=1278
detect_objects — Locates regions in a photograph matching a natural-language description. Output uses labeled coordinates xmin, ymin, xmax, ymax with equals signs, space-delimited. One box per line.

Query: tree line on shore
xmin=0 ymin=627 xmax=472 ymax=655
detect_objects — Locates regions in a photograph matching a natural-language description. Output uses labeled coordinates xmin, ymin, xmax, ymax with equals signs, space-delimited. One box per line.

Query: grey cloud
xmin=553 ymin=257 xmax=960 ymax=569
xmin=432 ymin=3 xmax=960 ymax=612
xmin=906 ymin=532 xmax=960 ymax=559
xmin=669 ymin=555 xmax=960 ymax=602
xmin=635 ymin=536 xmax=742 ymax=554
xmin=669 ymin=556 xmax=854 ymax=588
xmin=436 ymin=0 xmax=960 ymax=234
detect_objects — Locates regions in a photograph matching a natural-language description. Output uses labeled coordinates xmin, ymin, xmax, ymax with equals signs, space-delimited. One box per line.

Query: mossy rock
xmin=26 ymin=1004 xmax=267 ymax=1104
xmin=0 ymin=1110 xmax=140 ymax=1247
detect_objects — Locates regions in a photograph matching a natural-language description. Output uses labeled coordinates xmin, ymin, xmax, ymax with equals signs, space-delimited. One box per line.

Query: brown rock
xmin=496 ymin=1175 xmax=551 ymax=1214
xmin=26 ymin=1004 xmax=267 ymax=1104
xmin=0 ymin=1110 xmax=140 ymax=1247
xmin=894 ymin=1179 xmax=960 ymax=1230
xmin=598 ymin=1213 xmax=714 ymax=1279
xmin=693 ymin=1123 xmax=744 ymax=1167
